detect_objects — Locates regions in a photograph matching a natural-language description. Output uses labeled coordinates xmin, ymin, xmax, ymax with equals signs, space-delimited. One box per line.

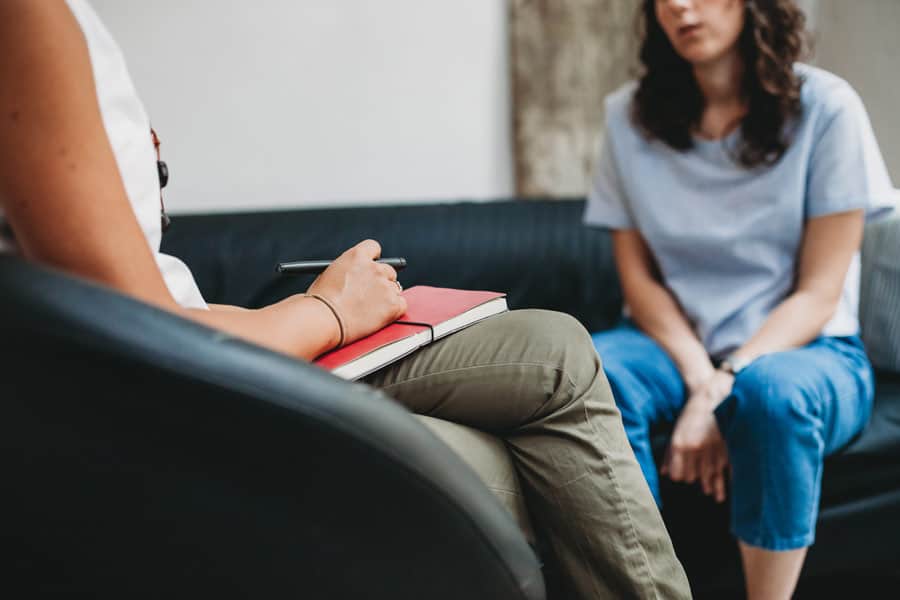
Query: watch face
xmin=721 ymin=355 xmax=750 ymax=375
xmin=731 ymin=356 xmax=750 ymax=374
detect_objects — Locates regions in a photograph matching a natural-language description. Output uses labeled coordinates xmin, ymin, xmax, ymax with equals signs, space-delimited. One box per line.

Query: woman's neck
xmin=694 ymin=48 xmax=744 ymax=104
xmin=693 ymin=48 xmax=747 ymax=139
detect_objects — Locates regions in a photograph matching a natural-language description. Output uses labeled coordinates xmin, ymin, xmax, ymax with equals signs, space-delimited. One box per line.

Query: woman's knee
xmin=504 ymin=309 xmax=597 ymax=366
xmin=724 ymin=356 xmax=820 ymax=440
xmin=499 ymin=310 xmax=609 ymax=412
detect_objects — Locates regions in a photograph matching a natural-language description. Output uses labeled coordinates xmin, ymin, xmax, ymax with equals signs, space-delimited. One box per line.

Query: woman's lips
xmin=678 ymin=23 xmax=703 ymax=37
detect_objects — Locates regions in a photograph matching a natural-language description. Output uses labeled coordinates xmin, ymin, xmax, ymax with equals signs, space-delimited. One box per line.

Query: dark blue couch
xmin=160 ymin=198 xmax=900 ymax=598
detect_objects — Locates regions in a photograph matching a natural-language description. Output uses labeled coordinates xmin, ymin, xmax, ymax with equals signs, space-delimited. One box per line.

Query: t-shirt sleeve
xmin=583 ymin=131 xmax=635 ymax=229
xmin=157 ymin=253 xmax=209 ymax=310
xmin=806 ymin=86 xmax=898 ymax=222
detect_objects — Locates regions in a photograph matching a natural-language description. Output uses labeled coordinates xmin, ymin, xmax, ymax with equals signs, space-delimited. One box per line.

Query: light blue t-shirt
xmin=584 ymin=64 xmax=898 ymax=358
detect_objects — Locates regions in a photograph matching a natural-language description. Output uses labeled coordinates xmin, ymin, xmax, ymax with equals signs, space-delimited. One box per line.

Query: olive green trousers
xmin=366 ymin=310 xmax=691 ymax=599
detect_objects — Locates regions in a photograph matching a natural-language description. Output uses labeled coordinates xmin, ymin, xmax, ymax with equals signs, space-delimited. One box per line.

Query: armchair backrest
xmin=0 ymin=257 xmax=544 ymax=600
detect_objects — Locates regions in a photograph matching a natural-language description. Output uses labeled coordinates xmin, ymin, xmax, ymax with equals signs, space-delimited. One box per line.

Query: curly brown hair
xmin=632 ymin=0 xmax=809 ymax=168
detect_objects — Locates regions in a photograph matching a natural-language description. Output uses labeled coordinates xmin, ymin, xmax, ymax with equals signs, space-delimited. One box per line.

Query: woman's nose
xmin=661 ymin=0 xmax=693 ymax=14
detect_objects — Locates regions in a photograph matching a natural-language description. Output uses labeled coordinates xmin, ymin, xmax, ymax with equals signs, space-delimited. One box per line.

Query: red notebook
xmin=315 ymin=286 xmax=508 ymax=380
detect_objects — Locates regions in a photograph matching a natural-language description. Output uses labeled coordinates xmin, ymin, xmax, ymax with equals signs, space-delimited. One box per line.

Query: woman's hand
xmin=306 ymin=239 xmax=407 ymax=345
xmin=662 ymin=370 xmax=734 ymax=503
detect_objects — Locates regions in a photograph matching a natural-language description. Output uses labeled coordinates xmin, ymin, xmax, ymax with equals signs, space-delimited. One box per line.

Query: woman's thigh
xmin=364 ymin=309 xmax=602 ymax=432
xmin=715 ymin=336 xmax=875 ymax=455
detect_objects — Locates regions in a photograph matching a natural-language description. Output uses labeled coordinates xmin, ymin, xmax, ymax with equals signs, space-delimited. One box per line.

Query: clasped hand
xmin=661 ymin=370 xmax=734 ymax=503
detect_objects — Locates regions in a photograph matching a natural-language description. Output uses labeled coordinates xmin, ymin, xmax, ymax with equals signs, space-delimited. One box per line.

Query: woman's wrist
xmin=684 ymin=369 xmax=714 ymax=395
xmin=681 ymin=356 xmax=717 ymax=395
xmin=687 ymin=370 xmax=735 ymax=410
xmin=654 ymin=335 xmax=715 ymax=395
xmin=296 ymin=294 xmax=343 ymax=352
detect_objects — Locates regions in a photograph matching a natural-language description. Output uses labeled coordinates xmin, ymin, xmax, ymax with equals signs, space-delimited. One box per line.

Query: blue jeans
xmin=592 ymin=322 xmax=875 ymax=551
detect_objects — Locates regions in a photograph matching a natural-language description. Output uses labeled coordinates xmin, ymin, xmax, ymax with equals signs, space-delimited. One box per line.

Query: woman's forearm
xmin=627 ymin=278 xmax=716 ymax=391
xmin=183 ymin=295 xmax=340 ymax=360
xmin=734 ymin=212 xmax=864 ymax=363
xmin=613 ymin=230 xmax=715 ymax=391
xmin=733 ymin=290 xmax=838 ymax=362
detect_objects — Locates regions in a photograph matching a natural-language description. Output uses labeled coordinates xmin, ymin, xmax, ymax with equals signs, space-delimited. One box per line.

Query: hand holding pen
xmin=283 ymin=241 xmax=408 ymax=347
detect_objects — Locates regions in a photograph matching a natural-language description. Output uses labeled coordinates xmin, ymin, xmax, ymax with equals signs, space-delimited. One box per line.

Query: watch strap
xmin=720 ymin=354 xmax=752 ymax=375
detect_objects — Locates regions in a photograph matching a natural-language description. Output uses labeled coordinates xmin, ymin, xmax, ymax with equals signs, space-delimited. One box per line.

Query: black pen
xmin=277 ymin=257 xmax=407 ymax=275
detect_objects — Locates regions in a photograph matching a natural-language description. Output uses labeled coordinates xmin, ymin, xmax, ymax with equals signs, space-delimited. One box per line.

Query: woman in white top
xmin=0 ymin=2 xmax=692 ymax=597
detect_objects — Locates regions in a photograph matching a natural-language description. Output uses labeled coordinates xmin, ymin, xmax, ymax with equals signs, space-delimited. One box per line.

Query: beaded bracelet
xmin=302 ymin=293 xmax=346 ymax=350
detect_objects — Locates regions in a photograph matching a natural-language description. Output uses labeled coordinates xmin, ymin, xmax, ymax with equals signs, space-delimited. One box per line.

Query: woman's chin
xmin=678 ymin=45 xmax=734 ymax=68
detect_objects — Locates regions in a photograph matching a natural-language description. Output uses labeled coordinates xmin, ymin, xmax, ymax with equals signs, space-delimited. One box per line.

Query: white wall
xmin=813 ymin=0 xmax=900 ymax=185
xmin=91 ymin=1 xmax=513 ymax=213
xmin=89 ymin=1 xmax=897 ymax=215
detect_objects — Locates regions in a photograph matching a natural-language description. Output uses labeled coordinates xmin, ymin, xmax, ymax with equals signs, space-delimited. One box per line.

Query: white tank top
xmin=0 ymin=0 xmax=207 ymax=310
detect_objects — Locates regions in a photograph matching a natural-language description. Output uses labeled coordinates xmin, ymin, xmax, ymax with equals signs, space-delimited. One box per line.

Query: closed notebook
xmin=315 ymin=286 xmax=508 ymax=380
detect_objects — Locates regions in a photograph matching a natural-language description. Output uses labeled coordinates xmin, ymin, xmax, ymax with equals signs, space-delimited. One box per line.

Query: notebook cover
xmin=314 ymin=286 xmax=506 ymax=373
xmin=314 ymin=323 xmax=426 ymax=371
xmin=397 ymin=286 xmax=506 ymax=326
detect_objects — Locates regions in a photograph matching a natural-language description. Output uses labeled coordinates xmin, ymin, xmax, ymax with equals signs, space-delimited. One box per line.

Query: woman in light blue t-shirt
xmin=586 ymin=1 xmax=897 ymax=598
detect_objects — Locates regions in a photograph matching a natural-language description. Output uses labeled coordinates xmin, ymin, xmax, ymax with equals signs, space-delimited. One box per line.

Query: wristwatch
xmin=719 ymin=354 xmax=752 ymax=376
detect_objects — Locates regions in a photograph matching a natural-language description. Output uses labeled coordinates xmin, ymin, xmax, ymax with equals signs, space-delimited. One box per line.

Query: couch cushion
xmin=861 ymin=211 xmax=900 ymax=373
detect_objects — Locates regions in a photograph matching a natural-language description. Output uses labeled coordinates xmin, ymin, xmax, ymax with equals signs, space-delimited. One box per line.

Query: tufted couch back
xmin=162 ymin=198 xmax=899 ymax=372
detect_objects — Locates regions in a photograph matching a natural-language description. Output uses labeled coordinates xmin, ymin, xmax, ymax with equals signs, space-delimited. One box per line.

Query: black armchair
xmin=0 ymin=256 xmax=545 ymax=600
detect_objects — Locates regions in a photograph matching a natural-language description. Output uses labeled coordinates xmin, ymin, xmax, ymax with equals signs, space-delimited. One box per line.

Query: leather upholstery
xmin=0 ymin=256 xmax=544 ymax=600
